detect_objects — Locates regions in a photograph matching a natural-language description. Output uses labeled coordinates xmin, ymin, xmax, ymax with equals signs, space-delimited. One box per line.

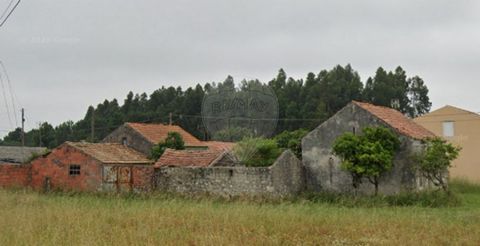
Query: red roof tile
xmin=154 ymin=149 xmax=225 ymax=168
xmin=201 ymin=141 xmax=235 ymax=151
xmin=126 ymin=123 xmax=202 ymax=146
xmin=352 ymin=101 xmax=436 ymax=140
xmin=65 ymin=142 xmax=152 ymax=164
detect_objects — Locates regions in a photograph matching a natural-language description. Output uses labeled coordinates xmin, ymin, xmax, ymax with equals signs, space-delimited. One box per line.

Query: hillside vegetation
xmin=1 ymin=65 xmax=431 ymax=149
xmin=0 ymin=180 xmax=479 ymax=245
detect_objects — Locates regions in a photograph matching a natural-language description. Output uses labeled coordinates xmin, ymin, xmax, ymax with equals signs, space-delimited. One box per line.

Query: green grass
xmin=1 ymin=180 xmax=480 ymax=245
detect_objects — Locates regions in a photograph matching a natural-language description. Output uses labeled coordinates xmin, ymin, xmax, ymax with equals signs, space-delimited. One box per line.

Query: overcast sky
xmin=0 ymin=0 xmax=479 ymax=134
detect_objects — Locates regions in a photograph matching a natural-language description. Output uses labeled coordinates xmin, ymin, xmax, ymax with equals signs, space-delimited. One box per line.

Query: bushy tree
xmin=332 ymin=127 xmax=400 ymax=195
xmin=150 ymin=132 xmax=185 ymax=160
xmin=274 ymin=129 xmax=308 ymax=159
xmin=0 ymin=65 xmax=431 ymax=149
xmin=415 ymin=137 xmax=461 ymax=192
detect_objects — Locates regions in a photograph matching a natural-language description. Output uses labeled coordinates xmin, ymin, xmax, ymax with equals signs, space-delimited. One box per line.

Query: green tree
xmin=274 ymin=129 xmax=308 ymax=159
xmin=408 ymin=76 xmax=432 ymax=117
xmin=332 ymin=127 xmax=400 ymax=195
xmin=1 ymin=127 xmax=22 ymax=146
xmin=415 ymin=137 xmax=461 ymax=192
xmin=150 ymin=132 xmax=185 ymax=160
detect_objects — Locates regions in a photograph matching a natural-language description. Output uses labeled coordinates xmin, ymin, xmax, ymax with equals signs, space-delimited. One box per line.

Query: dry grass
xmin=1 ymin=182 xmax=480 ymax=245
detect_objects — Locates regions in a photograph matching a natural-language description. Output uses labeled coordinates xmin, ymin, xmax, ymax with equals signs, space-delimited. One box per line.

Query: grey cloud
xmin=0 ymin=0 xmax=479 ymax=132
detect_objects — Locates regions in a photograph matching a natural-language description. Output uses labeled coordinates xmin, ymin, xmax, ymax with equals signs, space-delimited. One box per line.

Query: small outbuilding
xmin=302 ymin=101 xmax=436 ymax=195
xmin=102 ymin=123 xmax=204 ymax=156
xmin=30 ymin=142 xmax=154 ymax=192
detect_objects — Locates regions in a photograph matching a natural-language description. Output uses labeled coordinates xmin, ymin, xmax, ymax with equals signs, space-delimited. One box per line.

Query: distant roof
xmin=201 ymin=141 xmax=235 ymax=151
xmin=415 ymin=105 xmax=480 ymax=119
xmin=154 ymin=149 xmax=228 ymax=168
xmin=352 ymin=101 xmax=436 ymax=140
xmin=65 ymin=142 xmax=152 ymax=164
xmin=0 ymin=146 xmax=47 ymax=163
xmin=126 ymin=123 xmax=202 ymax=146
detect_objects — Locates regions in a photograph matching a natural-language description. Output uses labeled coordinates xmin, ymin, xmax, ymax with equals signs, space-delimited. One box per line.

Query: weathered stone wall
xmin=102 ymin=124 xmax=154 ymax=156
xmin=302 ymin=103 xmax=427 ymax=195
xmin=155 ymin=150 xmax=304 ymax=198
xmin=0 ymin=163 xmax=31 ymax=188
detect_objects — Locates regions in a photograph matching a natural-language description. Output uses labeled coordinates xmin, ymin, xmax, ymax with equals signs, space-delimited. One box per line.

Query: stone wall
xmin=302 ymin=103 xmax=428 ymax=195
xmin=155 ymin=150 xmax=305 ymax=198
xmin=0 ymin=163 xmax=31 ymax=188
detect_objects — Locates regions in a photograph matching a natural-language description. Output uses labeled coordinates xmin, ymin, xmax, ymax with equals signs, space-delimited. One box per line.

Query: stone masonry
xmin=155 ymin=150 xmax=304 ymax=198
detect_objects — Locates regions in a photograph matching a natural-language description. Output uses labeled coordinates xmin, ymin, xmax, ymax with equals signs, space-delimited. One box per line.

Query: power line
xmin=0 ymin=72 xmax=13 ymax=128
xmin=0 ymin=0 xmax=21 ymax=28
xmin=0 ymin=61 xmax=19 ymax=126
xmin=0 ymin=0 xmax=15 ymax=21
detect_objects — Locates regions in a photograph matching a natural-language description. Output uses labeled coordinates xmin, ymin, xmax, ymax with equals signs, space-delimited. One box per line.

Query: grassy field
xmin=1 ymin=181 xmax=480 ymax=245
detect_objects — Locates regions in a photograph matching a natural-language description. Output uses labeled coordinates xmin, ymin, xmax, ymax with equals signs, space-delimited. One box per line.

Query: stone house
xmin=302 ymin=101 xmax=436 ymax=195
xmin=102 ymin=122 xmax=204 ymax=156
xmin=30 ymin=142 xmax=154 ymax=192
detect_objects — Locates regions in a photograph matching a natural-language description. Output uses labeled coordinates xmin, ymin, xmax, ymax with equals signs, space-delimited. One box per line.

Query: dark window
xmin=352 ymin=127 xmax=356 ymax=135
xmin=122 ymin=137 xmax=128 ymax=146
xmin=69 ymin=165 xmax=81 ymax=176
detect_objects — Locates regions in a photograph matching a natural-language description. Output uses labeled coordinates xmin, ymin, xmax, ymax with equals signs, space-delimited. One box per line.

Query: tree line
xmin=0 ymin=64 xmax=431 ymax=149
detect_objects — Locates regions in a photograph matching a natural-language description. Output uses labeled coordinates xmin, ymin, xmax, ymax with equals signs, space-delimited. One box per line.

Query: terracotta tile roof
xmin=201 ymin=141 xmax=235 ymax=151
xmin=126 ymin=123 xmax=202 ymax=146
xmin=154 ymin=149 xmax=226 ymax=168
xmin=352 ymin=101 xmax=436 ymax=140
xmin=65 ymin=142 xmax=152 ymax=164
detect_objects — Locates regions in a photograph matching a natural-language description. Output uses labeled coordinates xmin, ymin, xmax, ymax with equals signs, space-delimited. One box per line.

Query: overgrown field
xmin=1 ymin=181 xmax=480 ymax=245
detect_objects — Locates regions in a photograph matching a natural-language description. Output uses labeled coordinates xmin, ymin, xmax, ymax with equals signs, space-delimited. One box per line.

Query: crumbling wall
xmin=0 ymin=163 xmax=31 ymax=188
xmin=155 ymin=150 xmax=304 ymax=198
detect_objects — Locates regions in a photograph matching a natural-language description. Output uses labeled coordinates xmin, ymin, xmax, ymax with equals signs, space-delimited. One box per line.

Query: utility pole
xmin=21 ymin=108 xmax=25 ymax=147
xmin=38 ymin=122 xmax=42 ymax=147
xmin=169 ymin=112 xmax=173 ymax=125
xmin=91 ymin=111 xmax=95 ymax=142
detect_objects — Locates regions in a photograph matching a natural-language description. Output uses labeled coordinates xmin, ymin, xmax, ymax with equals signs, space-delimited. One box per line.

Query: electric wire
xmin=0 ymin=0 xmax=20 ymax=28
xmin=0 ymin=72 xmax=13 ymax=128
xmin=0 ymin=61 xmax=19 ymax=126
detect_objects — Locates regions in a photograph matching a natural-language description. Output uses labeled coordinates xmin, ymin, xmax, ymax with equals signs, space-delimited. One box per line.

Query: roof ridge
xmin=351 ymin=101 xmax=436 ymax=140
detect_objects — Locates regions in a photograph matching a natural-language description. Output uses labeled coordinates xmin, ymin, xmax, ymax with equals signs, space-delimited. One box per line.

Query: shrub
xmin=233 ymin=137 xmax=282 ymax=167
xmin=415 ymin=137 xmax=461 ymax=192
